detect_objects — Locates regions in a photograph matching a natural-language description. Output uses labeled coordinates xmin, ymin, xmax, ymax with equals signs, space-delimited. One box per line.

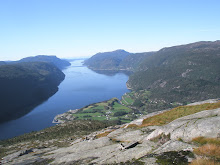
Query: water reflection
xmin=91 ymin=69 xmax=132 ymax=76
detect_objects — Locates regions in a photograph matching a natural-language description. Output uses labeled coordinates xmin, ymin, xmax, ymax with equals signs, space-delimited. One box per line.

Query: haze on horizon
xmin=0 ymin=0 xmax=220 ymax=61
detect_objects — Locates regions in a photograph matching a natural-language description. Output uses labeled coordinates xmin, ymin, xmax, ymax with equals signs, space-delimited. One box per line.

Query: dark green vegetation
xmin=18 ymin=55 xmax=71 ymax=69
xmin=128 ymin=41 xmax=220 ymax=111
xmin=0 ymin=120 xmax=114 ymax=147
xmin=118 ymin=52 xmax=155 ymax=71
xmin=155 ymin=151 xmax=194 ymax=165
xmin=117 ymin=41 xmax=220 ymax=112
xmin=84 ymin=49 xmax=131 ymax=70
xmin=72 ymin=98 xmax=139 ymax=123
xmin=84 ymin=49 xmax=154 ymax=71
xmin=0 ymin=62 xmax=65 ymax=123
xmin=85 ymin=41 xmax=220 ymax=112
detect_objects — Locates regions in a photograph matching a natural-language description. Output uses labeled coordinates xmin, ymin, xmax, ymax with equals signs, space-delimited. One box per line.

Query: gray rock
xmin=146 ymin=108 xmax=220 ymax=141
xmin=152 ymin=140 xmax=196 ymax=154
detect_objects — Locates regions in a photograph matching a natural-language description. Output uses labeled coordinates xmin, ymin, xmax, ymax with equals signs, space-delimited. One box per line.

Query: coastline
xmin=52 ymin=109 xmax=79 ymax=124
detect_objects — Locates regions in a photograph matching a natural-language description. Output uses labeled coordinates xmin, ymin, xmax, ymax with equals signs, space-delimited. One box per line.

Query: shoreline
xmin=52 ymin=109 xmax=79 ymax=124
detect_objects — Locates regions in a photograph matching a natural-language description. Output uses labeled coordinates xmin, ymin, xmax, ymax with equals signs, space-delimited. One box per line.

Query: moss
xmin=156 ymin=151 xmax=194 ymax=165
xmin=110 ymin=159 xmax=145 ymax=165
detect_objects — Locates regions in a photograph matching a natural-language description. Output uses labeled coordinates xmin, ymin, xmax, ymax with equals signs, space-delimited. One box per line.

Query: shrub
xmin=113 ymin=111 xmax=128 ymax=117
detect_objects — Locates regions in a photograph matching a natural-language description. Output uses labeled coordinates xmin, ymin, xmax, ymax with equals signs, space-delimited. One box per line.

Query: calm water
xmin=0 ymin=60 xmax=129 ymax=140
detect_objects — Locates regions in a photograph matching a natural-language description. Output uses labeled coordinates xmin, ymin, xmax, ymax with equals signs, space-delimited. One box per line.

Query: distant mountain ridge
xmin=84 ymin=49 xmax=155 ymax=71
xmin=18 ymin=55 xmax=71 ymax=69
xmin=84 ymin=49 xmax=131 ymax=70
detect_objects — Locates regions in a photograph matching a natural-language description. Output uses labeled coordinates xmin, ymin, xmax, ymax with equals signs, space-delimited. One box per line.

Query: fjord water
xmin=0 ymin=60 xmax=129 ymax=140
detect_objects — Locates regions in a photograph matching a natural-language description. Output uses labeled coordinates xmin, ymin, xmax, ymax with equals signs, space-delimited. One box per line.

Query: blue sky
xmin=0 ymin=0 xmax=220 ymax=60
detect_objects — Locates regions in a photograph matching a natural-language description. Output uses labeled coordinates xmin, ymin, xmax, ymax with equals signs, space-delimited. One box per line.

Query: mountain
xmin=0 ymin=62 xmax=65 ymax=123
xmin=84 ymin=49 xmax=131 ymax=70
xmin=18 ymin=55 xmax=71 ymax=69
xmin=119 ymin=52 xmax=155 ymax=71
xmin=127 ymin=41 xmax=220 ymax=111
xmin=1 ymin=99 xmax=219 ymax=164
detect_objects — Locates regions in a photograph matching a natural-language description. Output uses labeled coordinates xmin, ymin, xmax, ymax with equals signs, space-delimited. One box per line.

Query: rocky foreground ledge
xmin=1 ymin=99 xmax=220 ymax=165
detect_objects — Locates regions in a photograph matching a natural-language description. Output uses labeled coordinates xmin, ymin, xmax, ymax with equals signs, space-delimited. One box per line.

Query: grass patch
xmin=122 ymin=95 xmax=134 ymax=105
xmin=95 ymin=130 xmax=114 ymax=139
xmin=193 ymin=144 xmax=220 ymax=160
xmin=192 ymin=137 xmax=220 ymax=145
xmin=126 ymin=124 xmax=139 ymax=128
xmin=191 ymin=137 xmax=220 ymax=163
xmin=71 ymin=98 xmax=133 ymax=123
xmin=141 ymin=101 xmax=220 ymax=127
xmin=190 ymin=158 xmax=220 ymax=165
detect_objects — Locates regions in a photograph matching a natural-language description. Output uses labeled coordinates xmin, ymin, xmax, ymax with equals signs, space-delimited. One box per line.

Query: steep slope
xmin=119 ymin=52 xmax=155 ymax=71
xmin=127 ymin=41 xmax=220 ymax=110
xmin=1 ymin=99 xmax=219 ymax=164
xmin=0 ymin=62 xmax=65 ymax=123
xmin=84 ymin=49 xmax=131 ymax=70
xmin=18 ymin=55 xmax=71 ymax=69
xmin=84 ymin=50 xmax=155 ymax=71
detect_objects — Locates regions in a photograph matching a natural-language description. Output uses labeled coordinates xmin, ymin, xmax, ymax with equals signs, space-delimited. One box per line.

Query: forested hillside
xmin=0 ymin=62 xmax=65 ymax=123
xmin=127 ymin=41 xmax=220 ymax=111
xmin=119 ymin=52 xmax=155 ymax=71
xmin=84 ymin=49 xmax=131 ymax=70
xmin=84 ymin=50 xmax=155 ymax=71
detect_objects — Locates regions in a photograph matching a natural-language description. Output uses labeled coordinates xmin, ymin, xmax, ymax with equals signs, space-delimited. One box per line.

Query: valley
xmin=0 ymin=41 xmax=220 ymax=164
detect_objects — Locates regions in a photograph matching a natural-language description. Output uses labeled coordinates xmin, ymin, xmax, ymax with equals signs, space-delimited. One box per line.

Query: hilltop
xmin=84 ymin=49 xmax=131 ymax=70
xmin=18 ymin=55 xmax=71 ymax=69
xmin=1 ymin=99 xmax=219 ymax=164
xmin=84 ymin=50 xmax=155 ymax=71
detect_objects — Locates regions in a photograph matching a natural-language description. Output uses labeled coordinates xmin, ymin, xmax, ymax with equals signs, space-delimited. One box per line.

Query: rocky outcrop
xmin=146 ymin=108 xmax=220 ymax=142
xmin=2 ymin=99 xmax=220 ymax=165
